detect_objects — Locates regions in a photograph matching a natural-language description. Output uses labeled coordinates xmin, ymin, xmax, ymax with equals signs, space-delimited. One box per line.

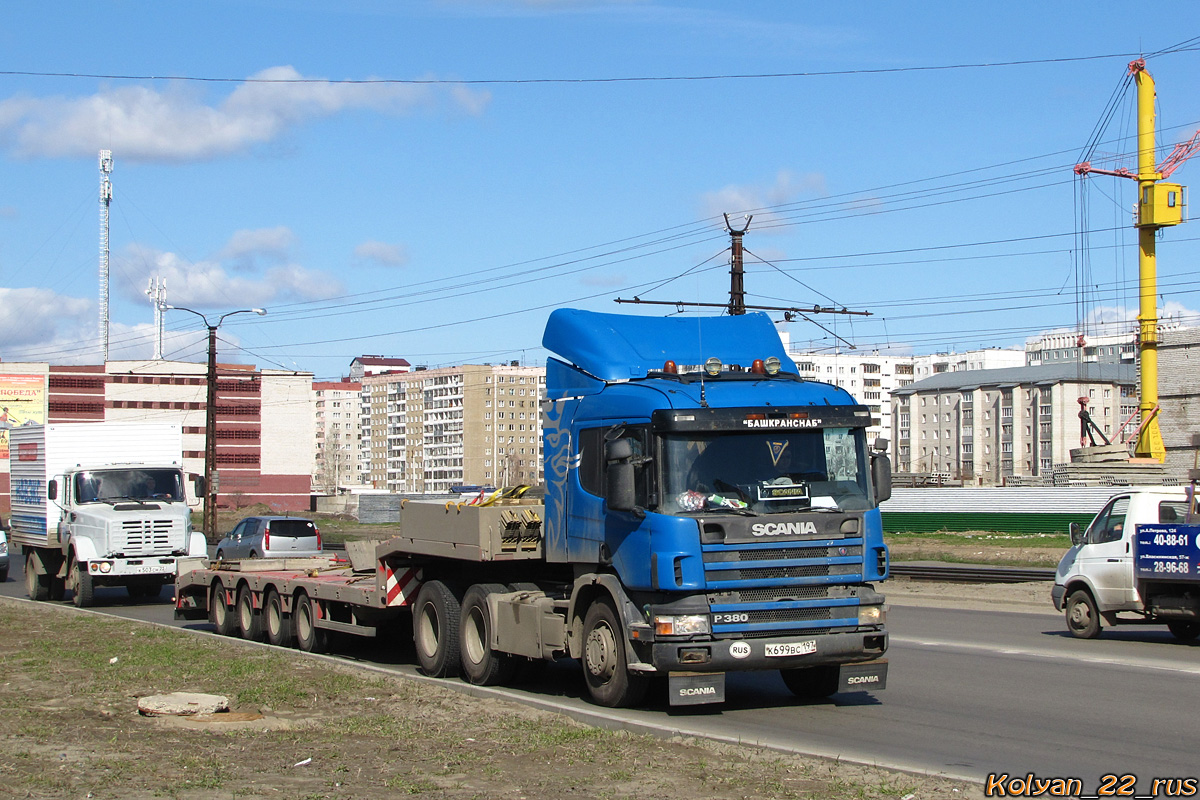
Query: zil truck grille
xmin=118 ymin=519 xmax=179 ymax=555
xmin=702 ymin=539 xmax=865 ymax=637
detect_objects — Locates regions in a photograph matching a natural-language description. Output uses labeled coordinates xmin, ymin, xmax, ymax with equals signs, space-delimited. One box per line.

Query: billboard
xmin=0 ymin=374 xmax=47 ymax=459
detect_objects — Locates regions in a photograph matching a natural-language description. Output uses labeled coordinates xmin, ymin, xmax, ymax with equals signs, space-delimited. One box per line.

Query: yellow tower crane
xmin=1075 ymin=58 xmax=1200 ymax=462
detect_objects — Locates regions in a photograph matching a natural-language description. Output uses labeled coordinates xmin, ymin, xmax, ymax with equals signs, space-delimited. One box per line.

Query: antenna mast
xmin=99 ymin=150 xmax=113 ymax=362
xmin=145 ymin=277 xmax=167 ymax=359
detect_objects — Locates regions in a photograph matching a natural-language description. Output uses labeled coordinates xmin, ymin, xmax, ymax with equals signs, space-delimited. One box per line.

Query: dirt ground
xmin=0 ymin=596 xmax=991 ymax=800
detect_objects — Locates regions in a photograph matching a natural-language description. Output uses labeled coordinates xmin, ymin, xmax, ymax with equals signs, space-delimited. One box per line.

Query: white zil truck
xmin=8 ymin=422 xmax=207 ymax=606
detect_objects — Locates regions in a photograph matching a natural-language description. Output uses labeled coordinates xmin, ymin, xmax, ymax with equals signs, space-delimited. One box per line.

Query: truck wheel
xmin=1167 ymin=620 xmax=1200 ymax=642
xmin=414 ymin=580 xmax=462 ymax=678
xmin=1065 ymin=589 xmax=1101 ymax=639
xmin=460 ymin=584 xmax=517 ymax=686
xmin=780 ymin=665 xmax=840 ymax=699
xmin=237 ymin=585 xmax=264 ymax=641
xmin=0 ymin=566 xmax=7 ymax=583
xmin=71 ymin=564 xmax=94 ymax=608
xmin=265 ymin=590 xmax=294 ymax=647
xmin=49 ymin=575 xmax=66 ymax=602
xmin=582 ymin=597 xmax=649 ymax=708
xmin=294 ymin=592 xmax=328 ymax=654
xmin=25 ymin=553 xmax=49 ymax=601
xmin=210 ymin=580 xmax=237 ymax=636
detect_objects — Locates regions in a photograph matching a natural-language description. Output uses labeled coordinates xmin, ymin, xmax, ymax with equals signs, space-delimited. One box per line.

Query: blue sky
xmin=3 ymin=1 xmax=1200 ymax=379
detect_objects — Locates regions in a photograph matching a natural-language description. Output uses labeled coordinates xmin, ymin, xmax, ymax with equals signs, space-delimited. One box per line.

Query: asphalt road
xmin=2 ymin=561 xmax=1197 ymax=793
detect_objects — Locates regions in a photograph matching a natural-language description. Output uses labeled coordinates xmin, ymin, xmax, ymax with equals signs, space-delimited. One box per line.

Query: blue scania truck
xmin=177 ymin=308 xmax=890 ymax=707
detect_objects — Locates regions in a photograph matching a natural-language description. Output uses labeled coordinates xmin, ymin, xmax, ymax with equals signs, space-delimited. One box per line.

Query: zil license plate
xmin=765 ymin=640 xmax=817 ymax=658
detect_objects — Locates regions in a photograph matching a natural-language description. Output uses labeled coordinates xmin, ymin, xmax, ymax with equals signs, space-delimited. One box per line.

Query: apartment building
xmin=357 ymin=364 xmax=546 ymax=493
xmin=0 ymin=360 xmax=313 ymax=513
xmin=313 ymin=379 xmax=361 ymax=493
xmin=891 ymin=363 xmax=1137 ymax=485
xmin=784 ymin=345 xmax=1024 ymax=445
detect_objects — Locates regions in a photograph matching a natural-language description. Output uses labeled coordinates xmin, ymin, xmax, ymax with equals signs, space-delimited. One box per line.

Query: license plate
xmin=765 ymin=640 xmax=817 ymax=657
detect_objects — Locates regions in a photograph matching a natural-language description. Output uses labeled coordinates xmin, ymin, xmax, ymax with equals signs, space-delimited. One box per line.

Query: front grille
xmin=707 ymin=563 xmax=860 ymax=581
xmin=705 ymin=545 xmax=862 ymax=562
xmin=701 ymin=538 xmax=866 ymax=638
xmin=117 ymin=519 xmax=181 ymax=555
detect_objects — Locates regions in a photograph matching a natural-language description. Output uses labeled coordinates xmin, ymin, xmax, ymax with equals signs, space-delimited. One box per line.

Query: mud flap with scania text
xmin=668 ymin=671 xmax=726 ymax=706
xmin=839 ymin=659 xmax=887 ymax=692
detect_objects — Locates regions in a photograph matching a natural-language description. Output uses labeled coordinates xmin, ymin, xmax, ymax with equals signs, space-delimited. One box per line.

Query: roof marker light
xmin=751 ymin=359 xmax=765 ymax=374
xmin=663 ymin=360 xmax=678 ymax=374
xmin=764 ymin=356 xmax=782 ymax=376
xmin=704 ymin=357 xmax=722 ymax=376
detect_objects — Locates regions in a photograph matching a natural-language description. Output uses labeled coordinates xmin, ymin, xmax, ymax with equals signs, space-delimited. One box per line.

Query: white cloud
xmin=218 ymin=226 xmax=295 ymax=265
xmin=0 ymin=66 xmax=492 ymax=162
xmin=115 ymin=239 xmax=343 ymax=308
xmin=700 ymin=170 xmax=827 ymax=232
xmin=0 ymin=206 xmax=16 ymax=218
xmin=353 ymin=240 xmax=409 ymax=267
xmin=580 ymin=272 xmax=627 ymax=288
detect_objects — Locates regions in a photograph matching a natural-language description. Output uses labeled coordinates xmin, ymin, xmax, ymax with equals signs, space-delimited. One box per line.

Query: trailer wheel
xmin=294 ymin=592 xmax=328 ymax=654
xmin=780 ymin=665 xmax=840 ymax=699
xmin=1167 ymin=620 xmax=1200 ymax=642
xmin=25 ymin=553 xmax=49 ymax=601
xmin=71 ymin=564 xmax=94 ymax=608
xmin=265 ymin=590 xmax=294 ymax=647
xmin=582 ymin=596 xmax=649 ymax=708
xmin=460 ymin=584 xmax=517 ymax=686
xmin=237 ymin=585 xmax=264 ymax=641
xmin=210 ymin=580 xmax=236 ymax=636
xmin=414 ymin=580 xmax=462 ymax=678
xmin=1065 ymin=589 xmax=1101 ymax=639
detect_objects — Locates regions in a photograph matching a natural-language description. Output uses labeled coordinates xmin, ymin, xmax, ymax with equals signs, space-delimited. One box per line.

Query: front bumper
xmin=649 ymin=627 xmax=887 ymax=673
xmin=1051 ymin=584 xmax=1066 ymax=611
xmin=86 ymin=557 xmax=178 ymax=583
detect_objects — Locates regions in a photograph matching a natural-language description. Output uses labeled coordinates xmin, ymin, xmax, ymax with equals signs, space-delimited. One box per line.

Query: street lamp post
xmin=165 ymin=306 xmax=266 ymax=541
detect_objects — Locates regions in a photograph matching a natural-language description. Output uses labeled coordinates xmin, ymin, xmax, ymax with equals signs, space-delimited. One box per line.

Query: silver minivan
xmin=214 ymin=516 xmax=322 ymax=560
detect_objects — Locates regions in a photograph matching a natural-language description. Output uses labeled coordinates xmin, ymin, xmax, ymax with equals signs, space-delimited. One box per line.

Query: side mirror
xmin=192 ymin=474 xmax=206 ymax=500
xmin=605 ymin=439 xmax=638 ymax=513
xmin=1069 ymin=522 xmax=1085 ymax=546
xmin=47 ymin=480 xmax=58 ymax=501
xmin=871 ymin=453 xmax=892 ymax=504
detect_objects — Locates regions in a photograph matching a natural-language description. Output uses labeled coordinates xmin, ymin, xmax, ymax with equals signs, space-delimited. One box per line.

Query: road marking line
xmin=891 ymin=635 xmax=1200 ymax=675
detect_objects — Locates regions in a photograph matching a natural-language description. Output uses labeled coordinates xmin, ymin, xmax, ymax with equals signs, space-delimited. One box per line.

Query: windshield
xmin=74 ymin=468 xmax=185 ymax=504
xmin=661 ymin=427 xmax=872 ymax=514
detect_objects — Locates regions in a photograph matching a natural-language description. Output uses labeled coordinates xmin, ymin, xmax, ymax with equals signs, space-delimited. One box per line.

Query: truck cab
xmin=1053 ymin=487 xmax=1200 ymax=640
xmin=542 ymin=309 xmax=891 ymax=704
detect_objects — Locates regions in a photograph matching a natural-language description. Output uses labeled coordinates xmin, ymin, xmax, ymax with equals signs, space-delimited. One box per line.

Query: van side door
xmin=1077 ymin=495 xmax=1136 ymax=610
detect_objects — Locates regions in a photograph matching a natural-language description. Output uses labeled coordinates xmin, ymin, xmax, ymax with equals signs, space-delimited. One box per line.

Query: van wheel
xmin=294 ymin=592 xmax=328 ymax=654
xmin=237 ymin=585 xmax=263 ymax=641
xmin=25 ymin=553 xmax=49 ymax=601
xmin=1065 ymin=589 xmax=1101 ymax=639
xmin=460 ymin=584 xmax=517 ymax=686
xmin=414 ymin=580 xmax=462 ymax=678
xmin=582 ymin=597 xmax=648 ymax=708
xmin=71 ymin=564 xmax=94 ymax=608
xmin=210 ymin=580 xmax=236 ymax=636
xmin=780 ymin=665 xmax=840 ymax=699
xmin=1167 ymin=620 xmax=1200 ymax=642
xmin=265 ymin=590 xmax=294 ymax=647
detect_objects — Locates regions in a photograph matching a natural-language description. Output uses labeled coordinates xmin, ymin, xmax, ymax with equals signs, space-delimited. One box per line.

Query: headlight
xmin=654 ymin=614 xmax=711 ymax=636
xmin=99 ymin=561 xmax=112 ymax=574
xmin=858 ymin=605 xmax=885 ymax=626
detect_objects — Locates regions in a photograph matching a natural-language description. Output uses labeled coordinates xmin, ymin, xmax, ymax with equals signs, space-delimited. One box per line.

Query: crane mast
xmin=1075 ymin=59 xmax=1192 ymax=462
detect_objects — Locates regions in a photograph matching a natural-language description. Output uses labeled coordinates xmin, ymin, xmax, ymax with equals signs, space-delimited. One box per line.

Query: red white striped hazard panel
xmin=384 ymin=565 xmax=422 ymax=607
